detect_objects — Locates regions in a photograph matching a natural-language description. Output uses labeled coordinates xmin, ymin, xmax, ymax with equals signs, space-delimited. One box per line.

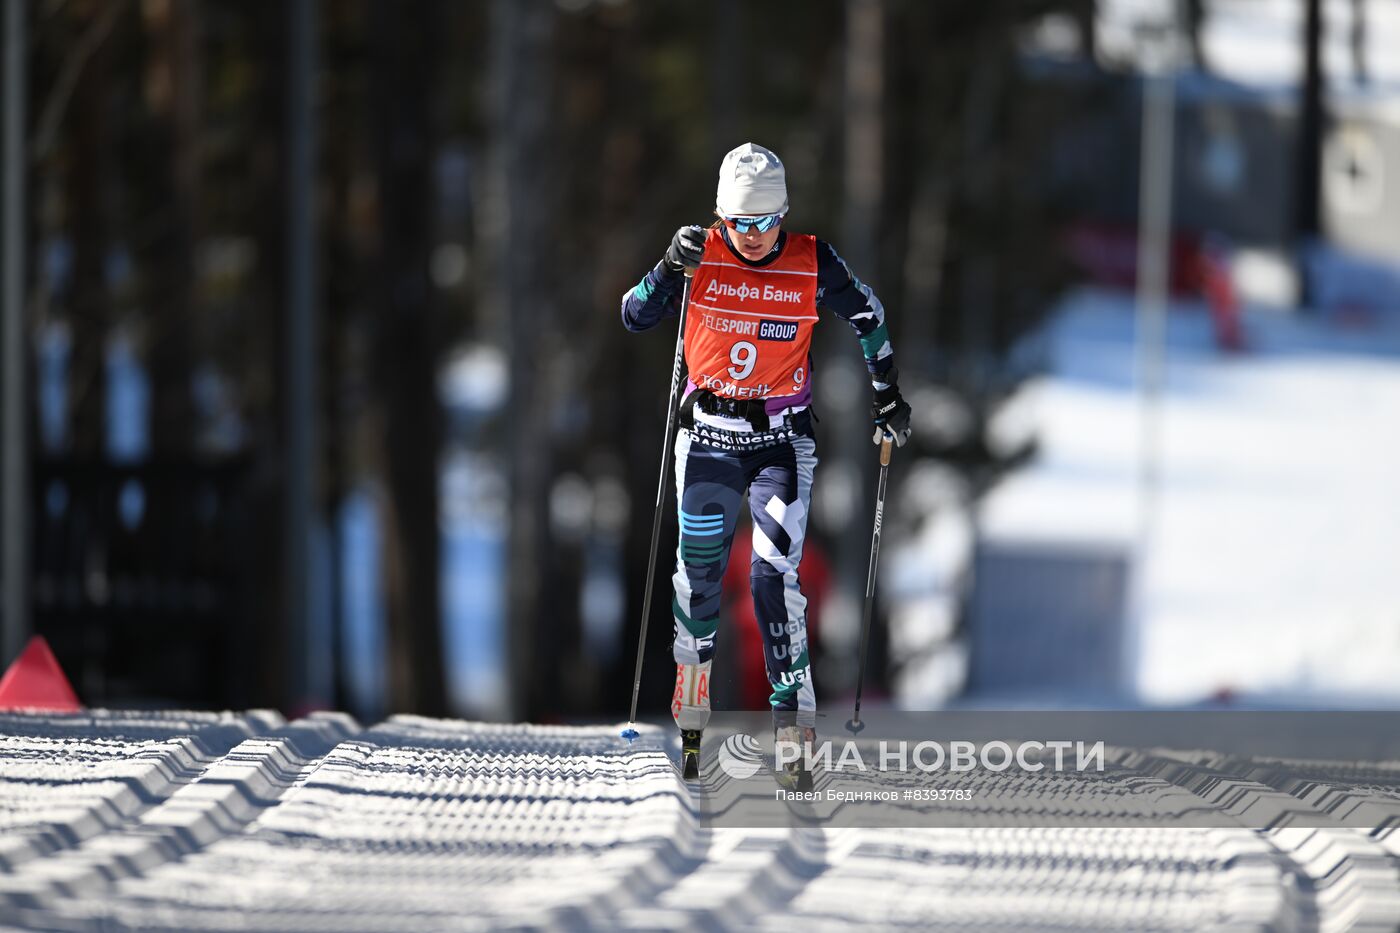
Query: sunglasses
xmin=720 ymin=213 xmax=784 ymax=234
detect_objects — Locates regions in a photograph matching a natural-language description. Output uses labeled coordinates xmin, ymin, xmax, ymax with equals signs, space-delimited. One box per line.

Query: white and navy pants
xmin=671 ymin=425 xmax=818 ymax=721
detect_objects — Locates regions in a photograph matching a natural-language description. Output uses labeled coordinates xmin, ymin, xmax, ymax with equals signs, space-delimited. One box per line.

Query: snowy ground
xmin=980 ymin=288 xmax=1400 ymax=705
xmin=4 ymin=710 xmax=1400 ymax=931
xmin=1096 ymin=0 xmax=1400 ymax=92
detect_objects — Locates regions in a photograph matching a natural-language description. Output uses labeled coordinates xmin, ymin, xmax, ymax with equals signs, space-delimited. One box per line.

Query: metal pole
xmin=1134 ymin=17 xmax=1177 ymax=549
xmin=285 ymin=0 xmax=319 ymax=708
xmin=847 ymin=434 xmax=892 ymax=733
xmin=1131 ymin=9 xmax=1178 ymax=688
xmin=622 ymin=271 xmax=692 ymax=740
xmin=3 ymin=0 xmax=30 ymax=663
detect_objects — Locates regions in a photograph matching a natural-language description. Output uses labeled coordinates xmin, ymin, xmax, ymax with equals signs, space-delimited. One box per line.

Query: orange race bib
xmin=684 ymin=228 xmax=818 ymax=399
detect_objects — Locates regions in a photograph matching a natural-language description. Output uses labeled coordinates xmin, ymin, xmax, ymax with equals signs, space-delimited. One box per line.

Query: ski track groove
xmin=2 ymin=713 xmax=1400 ymax=930
xmin=0 ymin=712 xmax=360 ymax=929
xmin=617 ymin=746 xmax=832 ymax=931
xmin=0 ymin=710 xmax=282 ymax=874
xmin=1111 ymin=747 xmax=1400 ymax=931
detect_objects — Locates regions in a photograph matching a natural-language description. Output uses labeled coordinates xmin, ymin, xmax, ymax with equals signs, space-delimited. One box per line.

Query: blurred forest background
xmin=4 ymin=0 xmax=1387 ymax=722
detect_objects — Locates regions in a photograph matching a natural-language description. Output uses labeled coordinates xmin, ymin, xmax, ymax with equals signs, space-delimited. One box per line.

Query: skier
xmin=621 ymin=142 xmax=911 ymax=788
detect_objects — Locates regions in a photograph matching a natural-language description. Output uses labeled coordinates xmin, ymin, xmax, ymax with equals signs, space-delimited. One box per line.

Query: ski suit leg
xmin=748 ymin=435 xmax=818 ymax=724
xmin=671 ymin=429 xmax=744 ymax=729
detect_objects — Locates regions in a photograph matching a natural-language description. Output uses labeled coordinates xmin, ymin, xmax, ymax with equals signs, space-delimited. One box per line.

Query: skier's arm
xmin=620 ymin=260 xmax=685 ymax=332
xmin=814 ymin=240 xmax=897 ymax=388
xmin=816 ymin=240 xmax=912 ymax=445
xmin=620 ymin=226 xmax=706 ymax=333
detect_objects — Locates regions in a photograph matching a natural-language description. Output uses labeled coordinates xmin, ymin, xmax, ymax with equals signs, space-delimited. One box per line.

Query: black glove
xmin=871 ymin=381 xmax=912 ymax=447
xmin=664 ymin=225 xmax=706 ymax=273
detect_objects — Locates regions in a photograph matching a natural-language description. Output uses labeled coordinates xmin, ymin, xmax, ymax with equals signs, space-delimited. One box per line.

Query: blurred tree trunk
xmin=823 ymin=0 xmax=885 ymax=690
xmin=142 ymin=0 xmax=198 ymax=456
xmin=318 ymin=10 xmax=353 ymax=718
xmin=1184 ymin=0 xmax=1207 ymax=73
xmin=896 ymin=2 xmax=949 ymax=366
xmin=237 ymin=2 xmax=285 ymax=709
xmin=372 ymin=0 xmax=448 ymax=717
xmin=1350 ymin=0 xmax=1368 ymax=85
xmin=956 ymin=22 xmax=1004 ymax=396
xmin=1296 ymin=0 xmax=1323 ymax=306
xmin=283 ymin=0 xmax=320 ymax=711
xmin=1070 ymin=0 xmax=1096 ymax=63
xmin=67 ymin=0 xmax=110 ymax=456
xmin=709 ymin=0 xmax=741 ymax=157
xmin=483 ymin=0 xmax=555 ymax=721
xmin=842 ymin=0 xmax=882 ymax=296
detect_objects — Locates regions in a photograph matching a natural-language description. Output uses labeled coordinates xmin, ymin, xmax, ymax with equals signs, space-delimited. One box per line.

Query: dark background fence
xmin=31 ymin=459 xmax=255 ymax=708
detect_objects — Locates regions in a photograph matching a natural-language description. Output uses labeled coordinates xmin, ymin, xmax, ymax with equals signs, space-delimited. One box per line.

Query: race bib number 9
xmin=684 ymin=228 xmax=820 ymax=399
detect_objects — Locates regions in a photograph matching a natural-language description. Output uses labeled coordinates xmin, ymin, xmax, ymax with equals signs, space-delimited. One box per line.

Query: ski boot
xmin=672 ymin=660 xmax=711 ymax=782
xmin=774 ymin=724 xmax=816 ymax=793
xmin=680 ymin=729 xmax=703 ymax=780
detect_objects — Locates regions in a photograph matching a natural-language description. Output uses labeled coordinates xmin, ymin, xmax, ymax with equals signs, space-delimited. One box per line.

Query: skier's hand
xmin=664 ymin=225 xmax=706 ymax=273
xmin=871 ymin=383 xmax=912 ymax=447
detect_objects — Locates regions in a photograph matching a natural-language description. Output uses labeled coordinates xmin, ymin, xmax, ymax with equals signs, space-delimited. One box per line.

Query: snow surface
xmin=980 ymin=288 xmax=1400 ymax=704
xmin=1096 ymin=0 xmax=1400 ymax=92
xmin=4 ymin=710 xmax=1400 ymax=930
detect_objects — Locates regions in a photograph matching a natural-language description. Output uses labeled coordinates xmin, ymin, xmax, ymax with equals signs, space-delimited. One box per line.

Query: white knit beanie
xmin=715 ymin=142 xmax=789 ymax=216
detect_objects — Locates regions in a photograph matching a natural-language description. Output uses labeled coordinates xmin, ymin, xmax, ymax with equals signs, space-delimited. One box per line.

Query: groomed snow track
xmin=3 ymin=711 xmax=1400 ymax=931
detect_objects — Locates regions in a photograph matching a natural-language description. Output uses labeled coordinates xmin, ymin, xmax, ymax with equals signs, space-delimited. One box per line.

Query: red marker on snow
xmin=0 ymin=636 xmax=83 ymax=712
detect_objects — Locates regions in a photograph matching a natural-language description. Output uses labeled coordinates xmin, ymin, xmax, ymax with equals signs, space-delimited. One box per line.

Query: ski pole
xmin=847 ymin=432 xmax=893 ymax=734
xmin=622 ymin=269 xmax=694 ymax=743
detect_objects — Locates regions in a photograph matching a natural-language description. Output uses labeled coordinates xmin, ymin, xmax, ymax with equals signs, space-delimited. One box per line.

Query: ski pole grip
xmin=879 ymin=435 xmax=892 ymax=466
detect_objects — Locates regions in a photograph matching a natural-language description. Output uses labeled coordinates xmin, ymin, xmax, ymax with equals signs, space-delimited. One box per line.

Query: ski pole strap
xmin=678 ymin=390 xmax=699 ymax=428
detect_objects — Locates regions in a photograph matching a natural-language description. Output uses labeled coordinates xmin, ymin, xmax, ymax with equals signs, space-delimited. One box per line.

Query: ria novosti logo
xmin=717 ymin=733 xmax=763 ymax=779
xmin=715 ymin=731 xmax=1106 ymax=777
